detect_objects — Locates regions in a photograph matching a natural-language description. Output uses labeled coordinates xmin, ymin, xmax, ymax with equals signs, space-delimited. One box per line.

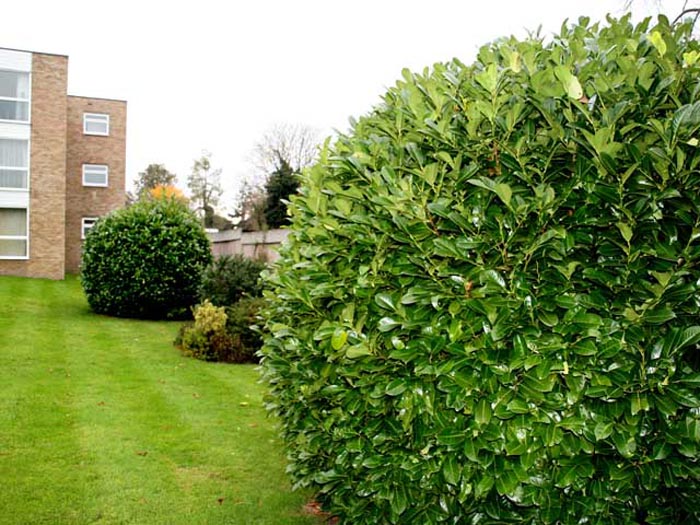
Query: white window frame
xmin=0 ymin=70 xmax=31 ymax=124
xmin=0 ymin=137 xmax=30 ymax=190
xmin=81 ymin=217 xmax=98 ymax=240
xmin=0 ymin=206 xmax=29 ymax=259
xmin=83 ymin=113 xmax=109 ymax=136
xmin=82 ymin=164 xmax=109 ymax=187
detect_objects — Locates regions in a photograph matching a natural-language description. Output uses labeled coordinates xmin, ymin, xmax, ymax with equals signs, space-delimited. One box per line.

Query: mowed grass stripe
xmin=0 ymin=276 xmax=316 ymax=525
xmin=1 ymin=278 xmax=92 ymax=525
xmin=67 ymin=325 xmax=196 ymax=524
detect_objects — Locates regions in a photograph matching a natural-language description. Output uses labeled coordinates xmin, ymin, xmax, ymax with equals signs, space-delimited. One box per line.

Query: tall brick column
xmin=64 ymin=97 xmax=127 ymax=274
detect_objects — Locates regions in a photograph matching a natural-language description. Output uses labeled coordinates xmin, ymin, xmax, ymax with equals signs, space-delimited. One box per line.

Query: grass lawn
xmin=0 ymin=275 xmax=317 ymax=525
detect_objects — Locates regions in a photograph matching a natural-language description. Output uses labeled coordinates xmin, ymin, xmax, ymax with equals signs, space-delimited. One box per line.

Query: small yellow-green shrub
xmin=178 ymin=298 xmax=264 ymax=363
xmin=179 ymin=301 xmax=230 ymax=361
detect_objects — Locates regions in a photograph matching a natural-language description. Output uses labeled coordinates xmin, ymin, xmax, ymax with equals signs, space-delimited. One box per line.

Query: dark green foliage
xmin=177 ymin=297 xmax=264 ymax=363
xmin=265 ymin=158 xmax=299 ymax=228
xmin=261 ymin=15 xmax=700 ymax=525
xmin=226 ymin=297 xmax=265 ymax=363
xmin=203 ymin=205 xmax=234 ymax=230
xmin=81 ymin=199 xmax=212 ymax=319
xmin=199 ymin=254 xmax=266 ymax=306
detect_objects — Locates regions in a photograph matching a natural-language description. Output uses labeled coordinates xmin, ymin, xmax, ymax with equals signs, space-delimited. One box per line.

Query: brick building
xmin=0 ymin=47 xmax=126 ymax=279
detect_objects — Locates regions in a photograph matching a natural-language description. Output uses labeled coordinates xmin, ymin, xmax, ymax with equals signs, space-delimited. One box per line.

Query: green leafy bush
xmin=199 ymin=254 xmax=266 ymax=306
xmin=226 ymin=297 xmax=265 ymax=363
xmin=177 ymin=297 xmax=264 ymax=363
xmin=81 ymin=198 xmax=212 ymax=319
xmin=178 ymin=300 xmax=231 ymax=361
xmin=261 ymin=15 xmax=700 ymax=525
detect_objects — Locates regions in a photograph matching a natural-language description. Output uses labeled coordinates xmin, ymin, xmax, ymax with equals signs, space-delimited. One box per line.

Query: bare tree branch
xmin=249 ymin=123 xmax=322 ymax=178
xmin=674 ymin=7 xmax=700 ymax=25
xmin=187 ymin=150 xmax=223 ymax=226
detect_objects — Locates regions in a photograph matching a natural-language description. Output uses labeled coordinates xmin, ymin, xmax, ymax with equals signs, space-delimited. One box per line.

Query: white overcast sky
xmin=2 ymin=0 xmax=688 ymax=211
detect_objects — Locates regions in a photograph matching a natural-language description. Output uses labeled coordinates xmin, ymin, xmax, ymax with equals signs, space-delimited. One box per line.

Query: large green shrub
xmin=261 ymin=15 xmax=700 ymax=524
xmin=81 ymin=198 xmax=212 ymax=319
xmin=199 ymin=254 xmax=265 ymax=306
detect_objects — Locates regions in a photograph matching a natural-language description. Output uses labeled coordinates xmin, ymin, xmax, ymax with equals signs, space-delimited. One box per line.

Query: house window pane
xmin=0 ymin=239 xmax=26 ymax=257
xmin=82 ymin=217 xmax=98 ymax=239
xmin=0 ymin=208 xmax=27 ymax=258
xmin=0 ymin=208 xmax=27 ymax=236
xmin=0 ymin=139 xmax=28 ymax=167
xmin=0 ymin=71 xmax=29 ymax=99
xmin=83 ymin=113 xmax=109 ymax=135
xmin=0 ymin=169 xmax=27 ymax=188
xmin=0 ymin=139 xmax=29 ymax=189
xmin=0 ymin=100 xmax=29 ymax=121
xmin=82 ymin=164 xmax=108 ymax=187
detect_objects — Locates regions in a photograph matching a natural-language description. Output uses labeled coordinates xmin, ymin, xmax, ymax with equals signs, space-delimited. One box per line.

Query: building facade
xmin=0 ymin=47 xmax=126 ymax=279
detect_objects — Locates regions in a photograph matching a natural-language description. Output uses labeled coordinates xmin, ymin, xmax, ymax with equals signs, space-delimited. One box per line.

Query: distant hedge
xmin=81 ymin=198 xmax=211 ymax=319
xmin=261 ymin=15 xmax=700 ymax=524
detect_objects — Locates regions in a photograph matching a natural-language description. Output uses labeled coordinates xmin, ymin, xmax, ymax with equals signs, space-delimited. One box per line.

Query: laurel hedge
xmin=81 ymin=198 xmax=211 ymax=319
xmin=261 ymin=15 xmax=700 ymax=524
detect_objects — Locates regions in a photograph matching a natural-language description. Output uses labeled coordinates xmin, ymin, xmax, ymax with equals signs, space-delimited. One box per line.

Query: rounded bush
xmin=81 ymin=198 xmax=212 ymax=319
xmin=199 ymin=254 xmax=265 ymax=306
xmin=262 ymin=15 xmax=700 ymax=525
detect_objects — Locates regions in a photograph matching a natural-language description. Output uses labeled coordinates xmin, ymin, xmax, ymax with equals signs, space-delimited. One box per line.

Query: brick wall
xmin=0 ymin=53 xmax=69 ymax=280
xmin=64 ymin=96 xmax=127 ymax=274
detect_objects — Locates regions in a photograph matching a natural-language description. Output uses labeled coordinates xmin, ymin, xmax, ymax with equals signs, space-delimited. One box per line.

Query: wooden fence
xmin=207 ymin=228 xmax=290 ymax=262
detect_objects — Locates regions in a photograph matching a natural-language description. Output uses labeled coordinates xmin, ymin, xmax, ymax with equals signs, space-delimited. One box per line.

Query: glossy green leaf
xmin=554 ymin=65 xmax=584 ymax=99
xmin=390 ymin=483 xmax=408 ymax=516
xmin=617 ymin=222 xmax=633 ymax=243
xmin=467 ymin=177 xmax=512 ymax=207
xmin=494 ymin=183 xmax=512 ymax=206
xmin=475 ymin=399 xmax=492 ymax=425
xmin=644 ymin=306 xmax=676 ymax=325
xmin=385 ymin=379 xmax=408 ymax=396
xmin=442 ymin=456 xmax=461 ymax=485
xmin=495 ymin=469 xmax=519 ymax=496
xmin=331 ymin=328 xmax=348 ymax=350
xmin=594 ymin=422 xmax=613 ymax=441
xmin=345 ymin=343 xmax=371 ymax=358
xmin=374 ymin=292 xmax=396 ymax=311
xmin=377 ymin=317 xmax=401 ymax=332
xmin=612 ymin=433 xmax=637 ymax=458
xmin=649 ymin=30 xmax=667 ymax=56
xmin=438 ymin=429 xmax=467 ymax=447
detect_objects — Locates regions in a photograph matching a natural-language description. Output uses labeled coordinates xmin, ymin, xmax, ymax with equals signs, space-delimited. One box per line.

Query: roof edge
xmin=0 ymin=46 xmax=68 ymax=58
xmin=68 ymin=94 xmax=128 ymax=104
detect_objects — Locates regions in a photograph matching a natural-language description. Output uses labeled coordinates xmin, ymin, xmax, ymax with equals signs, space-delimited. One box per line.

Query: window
xmin=0 ymin=207 xmax=28 ymax=258
xmin=0 ymin=138 xmax=29 ymax=189
xmin=0 ymin=70 xmax=30 ymax=122
xmin=82 ymin=164 xmax=108 ymax=187
xmin=81 ymin=217 xmax=97 ymax=239
xmin=83 ymin=113 xmax=109 ymax=136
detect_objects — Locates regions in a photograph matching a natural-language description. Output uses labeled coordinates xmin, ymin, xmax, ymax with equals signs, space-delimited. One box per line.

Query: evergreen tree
xmin=264 ymin=157 xmax=298 ymax=228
